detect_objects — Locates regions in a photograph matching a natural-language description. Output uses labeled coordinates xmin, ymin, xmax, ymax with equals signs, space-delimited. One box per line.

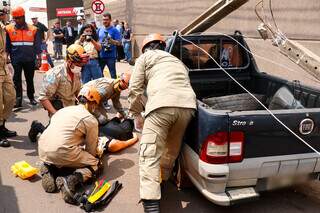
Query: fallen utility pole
xmin=180 ymin=0 xmax=249 ymax=35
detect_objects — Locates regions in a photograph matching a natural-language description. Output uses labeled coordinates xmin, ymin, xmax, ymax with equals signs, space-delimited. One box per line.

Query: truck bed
xmin=196 ymin=73 xmax=320 ymax=111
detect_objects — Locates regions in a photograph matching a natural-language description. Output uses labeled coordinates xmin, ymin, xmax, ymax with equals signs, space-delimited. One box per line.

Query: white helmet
xmin=77 ymin=16 xmax=84 ymax=21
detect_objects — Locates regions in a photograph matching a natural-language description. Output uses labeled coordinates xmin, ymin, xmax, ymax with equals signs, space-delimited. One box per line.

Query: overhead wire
xmin=254 ymin=0 xmax=276 ymax=36
xmin=269 ymin=0 xmax=279 ymax=31
xmin=177 ymin=34 xmax=320 ymax=156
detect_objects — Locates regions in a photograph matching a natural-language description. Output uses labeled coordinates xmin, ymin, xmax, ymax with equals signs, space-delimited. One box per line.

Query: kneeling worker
xmin=79 ymin=72 xmax=131 ymax=124
xmin=28 ymin=44 xmax=89 ymax=142
xmin=38 ymin=87 xmax=138 ymax=204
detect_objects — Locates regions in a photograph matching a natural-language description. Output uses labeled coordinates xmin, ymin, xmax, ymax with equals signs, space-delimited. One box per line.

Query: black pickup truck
xmin=166 ymin=32 xmax=320 ymax=205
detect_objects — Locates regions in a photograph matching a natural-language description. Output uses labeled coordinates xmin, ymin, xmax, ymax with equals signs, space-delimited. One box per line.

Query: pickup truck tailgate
xmin=227 ymin=108 xmax=320 ymax=185
xmin=228 ymin=109 xmax=320 ymax=158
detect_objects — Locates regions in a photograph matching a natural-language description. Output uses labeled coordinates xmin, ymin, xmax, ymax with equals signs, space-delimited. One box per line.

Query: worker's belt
xmin=11 ymin=41 xmax=34 ymax=46
xmin=89 ymin=58 xmax=98 ymax=60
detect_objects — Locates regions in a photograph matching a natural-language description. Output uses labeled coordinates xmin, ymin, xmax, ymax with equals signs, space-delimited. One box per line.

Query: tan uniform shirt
xmin=128 ymin=50 xmax=197 ymax=116
xmin=38 ymin=105 xmax=99 ymax=166
xmin=75 ymin=39 xmax=99 ymax=59
xmin=38 ymin=63 xmax=81 ymax=107
xmin=81 ymin=77 xmax=124 ymax=114
xmin=0 ymin=22 xmax=7 ymax=76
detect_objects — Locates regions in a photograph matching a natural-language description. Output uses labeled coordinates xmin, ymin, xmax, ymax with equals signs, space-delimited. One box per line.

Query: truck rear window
xmin=170 ymin=37 xmax=248 ymax=70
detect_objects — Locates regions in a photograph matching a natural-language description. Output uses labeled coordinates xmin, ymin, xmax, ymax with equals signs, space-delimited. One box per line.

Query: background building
xmin=82 ymin=0 xmax=320 ymax=87
xmin=46 ymin=0 xmax=83 ymax=30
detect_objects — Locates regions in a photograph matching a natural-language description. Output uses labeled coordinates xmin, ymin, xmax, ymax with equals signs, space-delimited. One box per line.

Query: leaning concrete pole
xmin=180 ymin=0 xmax=249 ymax=35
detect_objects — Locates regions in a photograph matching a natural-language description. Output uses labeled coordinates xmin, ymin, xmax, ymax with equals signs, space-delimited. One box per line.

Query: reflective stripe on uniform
xmin=11 ymin=42 xmax=34 ymax=46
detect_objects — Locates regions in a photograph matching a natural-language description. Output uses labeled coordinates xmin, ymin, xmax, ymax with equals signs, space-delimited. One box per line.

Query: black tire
xmin=203 ymin=93 xmax=265 ymax=111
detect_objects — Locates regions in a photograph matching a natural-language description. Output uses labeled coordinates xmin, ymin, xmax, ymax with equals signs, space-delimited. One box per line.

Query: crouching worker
xmin=79 ymin=72 xmax=131 ymax=125
xmin=28 ymin=44 xmax=89 ymax=142
xmin=38 ymin=87 xmax=138 ymax=204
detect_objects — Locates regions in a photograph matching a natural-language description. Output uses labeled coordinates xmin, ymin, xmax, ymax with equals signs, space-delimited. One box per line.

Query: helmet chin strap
xmin=83 ymin=102 xmax=97 ymax=115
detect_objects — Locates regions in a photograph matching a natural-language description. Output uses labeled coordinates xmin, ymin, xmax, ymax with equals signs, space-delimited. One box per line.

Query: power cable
xmin=269 ymin=0 xmax=279 ymax=31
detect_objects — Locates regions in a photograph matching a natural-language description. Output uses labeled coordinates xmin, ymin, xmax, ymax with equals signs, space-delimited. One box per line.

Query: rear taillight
xmin=200 ymin=131 xmax=244 ymax=164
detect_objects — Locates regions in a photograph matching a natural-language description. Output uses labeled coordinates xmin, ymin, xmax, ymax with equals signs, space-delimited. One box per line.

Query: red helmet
xmin=11 ymin=6 xmax=25 ymax=17
xmin=142 ymin=33 xmax=165 ymax=53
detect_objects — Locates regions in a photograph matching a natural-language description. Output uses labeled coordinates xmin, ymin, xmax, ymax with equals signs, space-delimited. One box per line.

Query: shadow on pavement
xmin=102 ymin=157 xmax=135 ymax=181
xmin=0 ymin=172 xmax=20 ymax=213
xmin=8 ymin=135 xmax=36 ymax=151
xmin=10 ymin=113 xmax=28 ymax=123
xmin=112 ymin=145 xmax=138 ymax=155
xmin=160 ymin=182 xmax=320 ymax=213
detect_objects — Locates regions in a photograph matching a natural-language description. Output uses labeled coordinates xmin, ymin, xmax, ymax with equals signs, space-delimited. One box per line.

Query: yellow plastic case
xmin=11 ymin=161 xmax=38 ymax=179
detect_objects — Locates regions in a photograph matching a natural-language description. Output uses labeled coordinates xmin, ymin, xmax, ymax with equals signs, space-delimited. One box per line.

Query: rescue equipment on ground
xmin=11 ymin=161 xmax=38 ymax=179
xmin=74 ymin=178 xmax=122 ymax=212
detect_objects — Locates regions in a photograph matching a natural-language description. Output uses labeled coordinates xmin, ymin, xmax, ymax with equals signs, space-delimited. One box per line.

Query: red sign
xmin=56 ymin=7 xmax=82 ymax=17
xmin=92 ymin=0 xmax=105 ymax=14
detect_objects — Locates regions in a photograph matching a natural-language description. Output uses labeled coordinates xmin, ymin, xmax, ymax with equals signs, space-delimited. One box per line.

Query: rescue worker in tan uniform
xmin=28 ymin=44 xmax=89 ymax=142
xmin=128 ymin=34 xmax=197 ymax=213
xmin=79 ymin=72 xmax=131 ymax=124
xmin=0 ymin=5 xmax=16 ymax=147
xmin=38 ymin=87 xmax=138 ymax=204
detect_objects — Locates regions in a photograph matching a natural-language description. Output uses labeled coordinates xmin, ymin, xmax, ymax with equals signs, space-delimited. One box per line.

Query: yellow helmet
xmin=66 ymin=44 xmax=89 ymax=65
xmin=78 ymin=86 xmax=101 ymax=104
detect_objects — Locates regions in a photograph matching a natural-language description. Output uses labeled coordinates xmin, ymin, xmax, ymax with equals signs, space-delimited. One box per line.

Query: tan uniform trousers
xmin=139 ymin=107 xmax=195 ymax=200
xmin=43 ymin=149 xmax=99 ymax=181
xmin=0 ymin=73 xmax=16 ymax=125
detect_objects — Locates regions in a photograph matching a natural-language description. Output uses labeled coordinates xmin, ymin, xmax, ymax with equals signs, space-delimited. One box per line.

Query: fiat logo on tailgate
xmin=299 ymin=118 xmax=314 ymax=135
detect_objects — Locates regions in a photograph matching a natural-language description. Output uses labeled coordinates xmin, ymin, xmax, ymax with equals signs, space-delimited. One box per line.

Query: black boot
xmin=0 ymin=138 xmax=10 ymax=147
xmin=40 ymin=164 xmax=57 ymax=193
xmin=28 ymin=120 xmax=46 ymax=143
xmin=0 ymin=121 xmax=17 ymax=138
xmin=14 ymin=97 xmax=22 ymax=108
xmin=142 ymin=199 xmax=160 ymax=213
xmin=56 ymin=173 xmax=83 ymax=205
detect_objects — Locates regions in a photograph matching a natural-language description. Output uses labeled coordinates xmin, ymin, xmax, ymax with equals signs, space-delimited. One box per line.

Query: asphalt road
xmin=1 ymin=62 xmax=320 ymax=213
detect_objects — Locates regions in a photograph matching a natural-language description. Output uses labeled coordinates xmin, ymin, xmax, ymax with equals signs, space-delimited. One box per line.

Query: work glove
xmin=96 ymin=137 xmax=109 ymax=158
xmin=116 ymin=110 xmax=128 ymax=120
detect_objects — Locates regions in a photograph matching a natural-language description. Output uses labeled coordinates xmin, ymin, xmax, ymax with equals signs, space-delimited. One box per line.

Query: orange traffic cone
xmin=39 ymin=50 xmax=50 ymax=72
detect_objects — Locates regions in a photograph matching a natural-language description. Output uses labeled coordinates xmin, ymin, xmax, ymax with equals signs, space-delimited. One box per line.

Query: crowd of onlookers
xmin=50 ymin=15 xmax=132 ymax=63
xmin=47 ymin=13 xmax=132 ymax=84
